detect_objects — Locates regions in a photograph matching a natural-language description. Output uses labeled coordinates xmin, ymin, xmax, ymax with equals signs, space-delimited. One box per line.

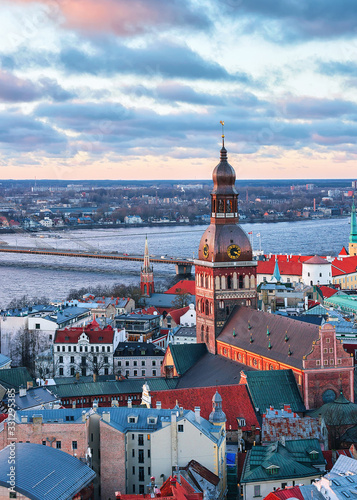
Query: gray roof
xmin=53 ymin=377 xmax=177 ymax=398
xmin=0 ymin=443 xmax=95 ymax=500
xmin=14 ymin=387 xmax=58 ymax=410
xmin=331 ymin=455 xmax=357 ymax=475
xmin=15 ymin=408 xmax=87 ymax=424
xmin=218 ymin=305 xmax=320 ymax=369
xmin=114 ymin=342 xmax=165 ymax=357
xmin=45 ymin=306 xmax=90 ymax=326
xmin=176 ymin=352 xmax=254 ymax=389
xmin=174 ymin=326 xmax=196 ymax=338
xmin=140 ymin=293 xmax=196 ymax=308
xmin=97 ymin=406 xmax=221 ymax=443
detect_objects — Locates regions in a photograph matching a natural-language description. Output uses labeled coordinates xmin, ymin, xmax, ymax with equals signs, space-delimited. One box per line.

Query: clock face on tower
xmin=227 ymin=244 xmax=241 ymax=259
xmin=203 ymin=244 xmax=209 ymax=259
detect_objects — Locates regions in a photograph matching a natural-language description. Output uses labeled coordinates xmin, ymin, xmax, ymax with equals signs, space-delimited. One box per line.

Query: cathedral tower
xmin=140 ymin=236 xmax=154 ymax=296
xmin=195 ymin=128 xmax=257 ymax=354
xmin=349 ymin=200 xmax=357 ymax=256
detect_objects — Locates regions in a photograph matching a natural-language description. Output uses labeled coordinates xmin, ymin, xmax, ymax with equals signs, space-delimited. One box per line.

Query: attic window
xmin=266 ymin=465 xmax=279 ymax=475
xmin=309 ymin=450 xmax=319 ymax=460
xmin=98 ymin=336 xmax=103 ymax=341
xmin=147 ymin=417 xmax=157 ymax=425
xmin=141 ymin=350 xmax=146 ymax=355
xmin=128 ymin=416 xmax=138 ymax=424
xmin=237 ymin=418 xmax=246 ymax=427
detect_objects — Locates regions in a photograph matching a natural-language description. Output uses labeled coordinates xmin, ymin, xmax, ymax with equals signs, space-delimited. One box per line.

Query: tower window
xmin=227 ymin=275 xmax=232 ymax=289
xmin=201 ymin=325 xmax=204 ymax=342
xmin=239 ymin=276 xmax=244 ymax=289
xmin=205 ymin=327 xmax=209 ymax=343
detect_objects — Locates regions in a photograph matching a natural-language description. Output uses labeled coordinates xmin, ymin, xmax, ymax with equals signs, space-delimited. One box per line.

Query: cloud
xmin=0 ymin=70 xmax=74 ymax=102
xmin=281 ymin=96 xmax=357 ymax=119
xmin=122 ymin=83 xmax=263 ymax=107
xmin=0 ymin=109 xmax=67 ymax=153
xmin=10 ymin=0 xmax=210 ymax=36
xmin=220 ymin=0 xmax=357 ymax=41
xmin=2 ymin=39 xmax=251 ymax=82
xmin=318 ymin=60 xmax=357 ymax=77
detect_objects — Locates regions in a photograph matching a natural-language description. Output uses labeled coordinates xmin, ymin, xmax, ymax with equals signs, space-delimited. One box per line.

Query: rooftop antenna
xmin=220 ymin=120 xmax=225 ymax=147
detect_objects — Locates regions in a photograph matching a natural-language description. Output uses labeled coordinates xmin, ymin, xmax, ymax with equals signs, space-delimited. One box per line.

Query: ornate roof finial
xmin=248 ymin=321 xmax=252 ymax=330
xmin=267 ymin=326 xmax=270 ymax=336
xmin=232 ymin=328 xmax=236 ymax=337
xmin=288 ymin=345 xmax=292 ymax=356
xmin=268 ymin=339 xmax=272 ymax=350
xmin=220 ymin=120 xmax=225 ymax=148
xmin=284 ymin=332 xmax=289 ymax=342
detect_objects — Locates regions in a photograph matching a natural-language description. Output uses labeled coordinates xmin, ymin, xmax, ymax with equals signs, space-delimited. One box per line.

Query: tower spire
xmin=220 ymin=120 xmax=225 ymax=148
xmin=140 ymin=236 xmax=154 ymax=297
xmin=349 ymin=199 xmax=357 ymax=256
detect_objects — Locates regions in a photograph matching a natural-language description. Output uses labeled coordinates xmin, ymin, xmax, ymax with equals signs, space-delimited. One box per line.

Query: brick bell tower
xmin=195 ymin=125 xmax=257 ymax=354
xmin=140 ymin=236 xmax=154 ymax=297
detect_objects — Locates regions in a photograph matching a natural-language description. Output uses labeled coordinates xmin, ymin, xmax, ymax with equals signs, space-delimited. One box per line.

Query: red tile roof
xmin=150 ymin=384 xmax=259 ymax=431
xmin=54 ymin=320 xmax=114 ymax=344
xmin=257 ymin=254 xmax=313 ymax=277
xmin=318 ymin=285 xmax=338 ymax=299
xmin=331 ymin=255 xmax=357 ymax=277
xmin=339 ymin=247 xmax=349 ymax=256
xmin=165 ymin=280 xmax=196 ymax=296
xmin=168 ymin=307 xmax=190 ymax=325
xmin=304 ymin=255 xmax=330 ymax=265
xmin=263 ymin=486 xmax=304 ymax=500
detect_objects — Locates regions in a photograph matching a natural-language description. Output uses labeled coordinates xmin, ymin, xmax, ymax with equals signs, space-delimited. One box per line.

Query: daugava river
xmin=0 ymin=217 xmax=350 ymax=308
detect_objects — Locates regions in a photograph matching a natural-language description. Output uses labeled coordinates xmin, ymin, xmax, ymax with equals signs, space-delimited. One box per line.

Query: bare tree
xmin=10 ymin=327 xmax=47 ymax=376
xmin=172 ymin=290 xmax=192 ymax=309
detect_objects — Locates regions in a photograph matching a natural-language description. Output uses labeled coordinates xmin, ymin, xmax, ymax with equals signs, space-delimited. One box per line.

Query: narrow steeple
xmin=143 ymin=235 xmax=151 ymax=272
xmin=271 ymin=258 xmax=282 ymax=282
xmin=349 ymin=200 xmax=357 ymax=256
xmin=140 ymin=236 xmax=154 ymax=296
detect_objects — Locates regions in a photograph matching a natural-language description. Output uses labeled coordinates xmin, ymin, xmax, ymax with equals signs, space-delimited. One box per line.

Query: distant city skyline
xmin=1 ymin=0 xmax=357 ymax=180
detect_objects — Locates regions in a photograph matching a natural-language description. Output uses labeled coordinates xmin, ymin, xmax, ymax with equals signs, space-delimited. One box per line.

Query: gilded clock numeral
xmin=203 ymin=244 xmax=209 ymax=259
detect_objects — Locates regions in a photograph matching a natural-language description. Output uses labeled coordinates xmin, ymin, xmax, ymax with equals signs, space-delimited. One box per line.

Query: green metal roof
xmin=0 ymin=367 xmax=34 ymax=391
xmin=309 ymin=391 xmax=357 ymax=425
xmin=245 ymin=369 xmax=305 ymax=413
xmin=169 ymin=343 xmax=207 ymax=376
xmin=53 ymin=377 xmax=177 ymax=398
xmin=241 ymin=439 xmax=323 ymax=484
xmin=324 ymin=294 xmax=357 ymax=313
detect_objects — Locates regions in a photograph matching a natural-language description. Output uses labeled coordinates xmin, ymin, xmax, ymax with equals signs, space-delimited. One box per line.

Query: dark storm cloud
xmin=0 ymin=71 xmax=74 ymax=102
xmin=220 ymin=0 xmax=357 ymax=41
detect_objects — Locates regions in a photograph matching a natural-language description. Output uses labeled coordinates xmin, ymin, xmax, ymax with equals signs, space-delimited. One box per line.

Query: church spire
xmin=272 ymin=258 xmax=282 ymax=282
xmin=349 ymin=199 xmax=357 ymax=256
xmin=140 ymin=236 xmax=154 ymax=296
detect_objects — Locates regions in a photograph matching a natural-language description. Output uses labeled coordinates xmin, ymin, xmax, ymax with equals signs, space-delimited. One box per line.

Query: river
xmin=0 ymin=217 xmax=350 ymax=308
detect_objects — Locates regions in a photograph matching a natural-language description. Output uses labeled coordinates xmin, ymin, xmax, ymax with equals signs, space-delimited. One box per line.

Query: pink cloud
xmin=12 ymin=0 xmax=206 ymax=36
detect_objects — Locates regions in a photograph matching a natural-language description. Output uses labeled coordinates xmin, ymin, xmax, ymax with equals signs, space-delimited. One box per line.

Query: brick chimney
xmin=156 ymin=401 xmax=162 ymax=410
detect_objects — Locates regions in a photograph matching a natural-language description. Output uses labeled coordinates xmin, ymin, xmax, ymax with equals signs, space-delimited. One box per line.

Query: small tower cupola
xmin=209 ymin=390 xmax=226 ymax=424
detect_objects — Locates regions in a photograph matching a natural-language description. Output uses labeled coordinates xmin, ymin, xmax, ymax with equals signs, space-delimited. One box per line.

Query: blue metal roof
xmin=13 ymin=387 xmax=59 ymax=410
xmin=0 ymin=443 xmax=95 ymax=500
xmin=16 ymin=408 xmax=87 ymax=424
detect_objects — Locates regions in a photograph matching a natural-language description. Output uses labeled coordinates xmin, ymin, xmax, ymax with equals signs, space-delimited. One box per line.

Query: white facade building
xmin=302 ymin=255 xmax=332 ymax=286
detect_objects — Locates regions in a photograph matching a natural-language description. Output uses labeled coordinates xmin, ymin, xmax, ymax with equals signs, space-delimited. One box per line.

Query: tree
xmin=10 ymin=327 xmax=48 ymax=376
xmin=172 ymin=290 xmax=192 ymax=309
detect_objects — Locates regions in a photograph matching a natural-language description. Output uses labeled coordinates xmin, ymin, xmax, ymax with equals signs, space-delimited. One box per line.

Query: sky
xmin=1 ymin=0 xmax=357 ymax=181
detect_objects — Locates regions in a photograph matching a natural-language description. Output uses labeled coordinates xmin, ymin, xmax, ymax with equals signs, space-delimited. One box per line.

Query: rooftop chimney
xmin=19 ymin=386 xmax=27 ymax=398
xmin=156 ymin=401 xmax=162 ymax=410
xmin=82 ymin=410 xmax=86 ymax=422
xmin=102 ymin=411 xmax=111 ymax=423
xmin=194 ymin=406 xmax=201 ymax=424
xmin=128 ymin=398 xmax=132 ymax=409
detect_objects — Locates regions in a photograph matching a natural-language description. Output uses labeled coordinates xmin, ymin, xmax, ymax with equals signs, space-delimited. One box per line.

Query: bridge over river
xmin=0 ymin=245 xmax=193 ymax=275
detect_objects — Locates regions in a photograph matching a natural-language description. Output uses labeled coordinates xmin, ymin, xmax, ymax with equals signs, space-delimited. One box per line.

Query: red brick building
xmin=194 ymin=138 xmax=257 ymax=354
xmin=193 ymin=138 xmax=354 ymax=410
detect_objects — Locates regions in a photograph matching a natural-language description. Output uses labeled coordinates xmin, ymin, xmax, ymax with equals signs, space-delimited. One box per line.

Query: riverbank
xmin=0 ymin=214 xmax=349 ymax=234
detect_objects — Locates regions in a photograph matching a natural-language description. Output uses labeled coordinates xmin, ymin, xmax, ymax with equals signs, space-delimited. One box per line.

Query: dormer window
xmin=309 ymin=450 xmax=319 ymax=461
xmin=147 ymin=416 xmax=157 ymax=425
xmin=266 ymin=465 xmax=279 ymax=475
xmin=128 ymin=415 xmax=138 ymax=424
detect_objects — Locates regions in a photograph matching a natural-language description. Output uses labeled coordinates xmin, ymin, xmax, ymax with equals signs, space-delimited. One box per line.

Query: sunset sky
xmin=1 ymin=0 xmax=357 ymax=181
